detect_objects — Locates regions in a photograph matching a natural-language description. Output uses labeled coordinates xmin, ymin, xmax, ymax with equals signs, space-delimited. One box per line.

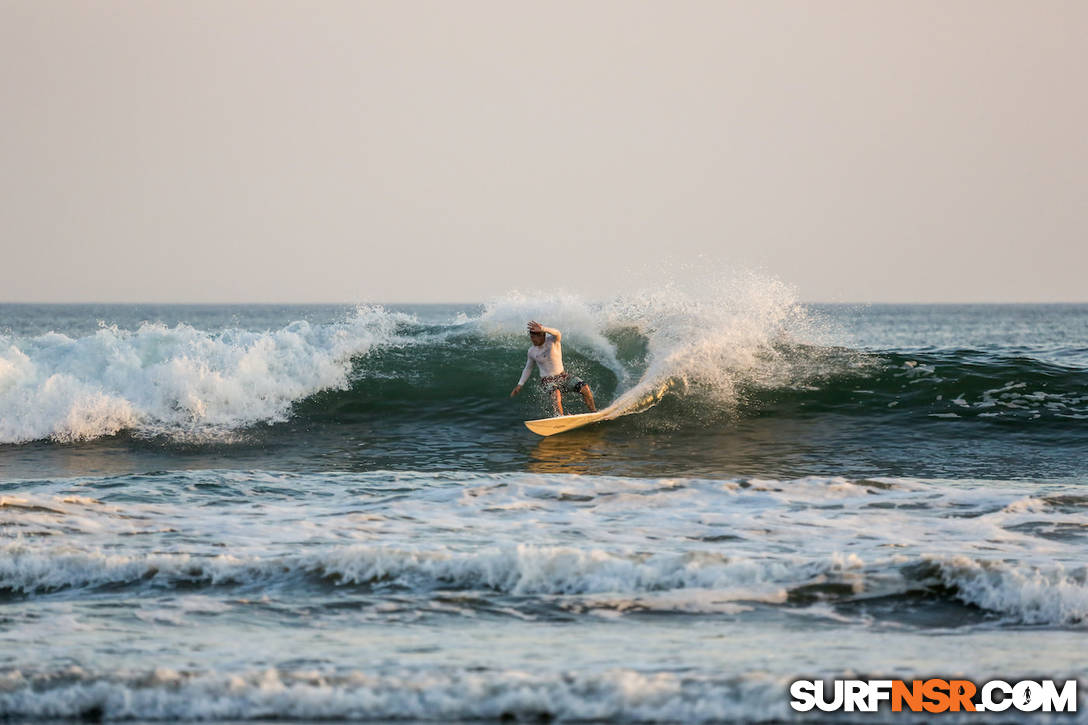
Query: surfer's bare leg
xmin=551 ymin=389 xmax=564 ymax=416
xmin=580 ymin=384 xmax=597 ymax=413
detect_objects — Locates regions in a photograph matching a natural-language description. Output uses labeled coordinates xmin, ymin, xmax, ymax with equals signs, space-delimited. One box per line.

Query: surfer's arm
xmin=527 ymin=320 xmax=560 ymax=342
xmin=511 ymin=353 xmax=534 ymax=395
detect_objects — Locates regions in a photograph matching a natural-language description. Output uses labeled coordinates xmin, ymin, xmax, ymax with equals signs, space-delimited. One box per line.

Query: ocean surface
xmin=1 ymin=284 xmax=1086 ymax=722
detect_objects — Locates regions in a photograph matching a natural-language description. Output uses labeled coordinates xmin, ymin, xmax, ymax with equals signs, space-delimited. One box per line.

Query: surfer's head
xmin=529 ymin=329 xmax=546 ymax=344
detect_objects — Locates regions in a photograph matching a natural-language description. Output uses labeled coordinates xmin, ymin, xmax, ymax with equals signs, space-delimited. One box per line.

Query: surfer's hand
xmin=510 ymin=385 xmax=522 ymax=397
xmin=527 ymin=321 xmax=543 ymax=334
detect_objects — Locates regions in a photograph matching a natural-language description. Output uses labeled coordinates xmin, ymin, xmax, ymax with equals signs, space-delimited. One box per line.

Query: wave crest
xmin=6 ymin=540 xmax=1086 ymax=625
xmin=0 ymin=306 xmax=411 ymax=444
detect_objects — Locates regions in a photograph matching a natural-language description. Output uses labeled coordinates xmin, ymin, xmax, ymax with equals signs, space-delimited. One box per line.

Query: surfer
xmin=510 ymin=321 xmax=596 ymax=415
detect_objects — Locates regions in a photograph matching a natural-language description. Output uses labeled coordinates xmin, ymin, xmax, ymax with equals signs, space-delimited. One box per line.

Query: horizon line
xmin=1 ymin=300 xmax=1086 ymax=307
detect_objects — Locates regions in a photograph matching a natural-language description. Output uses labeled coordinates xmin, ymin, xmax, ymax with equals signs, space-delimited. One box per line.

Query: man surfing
xmin=510 ymin=321 xmax=596 ymax=416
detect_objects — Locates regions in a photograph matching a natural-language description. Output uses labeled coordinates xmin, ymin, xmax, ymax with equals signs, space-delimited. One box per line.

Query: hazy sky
xmin=1 ymin=1 xmax=1085 ymax=303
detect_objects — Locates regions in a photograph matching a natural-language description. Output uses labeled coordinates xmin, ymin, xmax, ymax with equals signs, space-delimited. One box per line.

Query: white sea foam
xmin=931 ymin=555 xmax=1088 ymax=626
xmin=0 ymin=540 xmax=802 ymax=602
xmin=0 ymin=667 xmax=794 ymax=723
xmin=3 ymin=471 xmax=1086 ymax=624
xmin=0 ymin=306 xmax=412 ymax=444
xmin=1 ymin=667 xmax=1083 ymax=723
xmin=4 ymin=538 xmax=1086 ymax=624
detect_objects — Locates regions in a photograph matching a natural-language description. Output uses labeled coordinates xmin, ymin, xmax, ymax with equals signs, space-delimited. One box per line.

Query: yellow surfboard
xmin=524 ymin=409 xmax=612 ymax=436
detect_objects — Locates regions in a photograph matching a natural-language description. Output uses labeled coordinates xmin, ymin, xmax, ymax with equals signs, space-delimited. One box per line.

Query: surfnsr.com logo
xmin=790 ymin=679 xmax=1077 ymax=713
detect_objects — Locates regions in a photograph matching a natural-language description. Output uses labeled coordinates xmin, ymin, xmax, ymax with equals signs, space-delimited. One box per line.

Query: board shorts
xmin=540 ymin=372 xmax=586 ymax=394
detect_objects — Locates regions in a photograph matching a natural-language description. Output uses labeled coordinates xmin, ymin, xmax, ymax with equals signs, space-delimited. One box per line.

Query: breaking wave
xmin=1 ymin=274 xmax=1085 ymax=445
xmin=4 ymin=541 xmax=1086 ymax=626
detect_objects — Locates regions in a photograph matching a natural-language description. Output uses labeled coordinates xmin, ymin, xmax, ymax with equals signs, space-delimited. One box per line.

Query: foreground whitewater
xmin=2 ymin=470 xmax=1086 ymax=722
xmin=1 ymin=286 xmax=1086 ymax=722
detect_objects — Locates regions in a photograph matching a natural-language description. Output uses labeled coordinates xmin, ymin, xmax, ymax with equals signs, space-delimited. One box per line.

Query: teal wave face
xmin=289 ymin=337 xmax=1088 ymax=432
xmin=740 ymin=349 xmax=1088 ymax=427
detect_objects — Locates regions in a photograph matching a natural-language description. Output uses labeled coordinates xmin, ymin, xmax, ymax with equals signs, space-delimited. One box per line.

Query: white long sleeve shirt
xmin=517 ymin=333 xmax=565 ymax=386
